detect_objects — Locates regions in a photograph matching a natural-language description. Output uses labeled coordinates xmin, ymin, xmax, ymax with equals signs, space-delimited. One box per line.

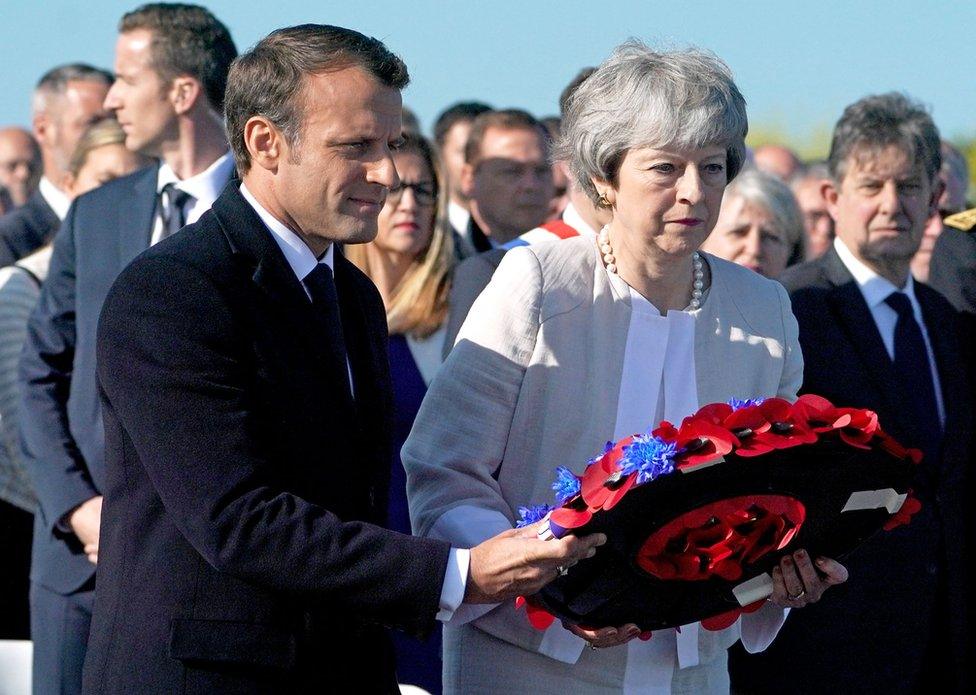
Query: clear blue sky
xmin=1 ymin=0 xmax=973 ymax=153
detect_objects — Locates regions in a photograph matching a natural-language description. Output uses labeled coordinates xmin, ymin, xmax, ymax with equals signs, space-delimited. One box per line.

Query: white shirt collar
xmin=561 ymin=200 xmax=598 ymax=237
xmin=833 ymin=236 xmax=917 ymax=310
xmin=156 ymin=152 xmax=234 ymax=204
xmin=38 ymin=176 xmax=71 ymax=220
xmin=448 ymin=200 xmax=470 ymax=235
xmin=238 ymin=183 xmax=333 ymax=281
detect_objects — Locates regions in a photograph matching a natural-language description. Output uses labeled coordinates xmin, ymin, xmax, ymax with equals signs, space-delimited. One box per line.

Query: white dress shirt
xmin=239 ymin=183 xmax=469 ymax=620
xmin=833 ymin=237 xmax=946 ymax=425
xmin=151 ymin=152 xmax=234 ymax=244
xmin=38 ymin=176 xmax=71 ymax=221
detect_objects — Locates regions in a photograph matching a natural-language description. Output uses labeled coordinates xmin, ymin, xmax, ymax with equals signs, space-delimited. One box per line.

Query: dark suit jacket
xmin=81 ymin=183 xmax=451 ymax=694
xmin=19 ymin=164 xmax=161 ymax=596
xmin=0 ymin=190 xmax=60 ymax=267
xmin=730 ymin=247 xmax=971 ymax=694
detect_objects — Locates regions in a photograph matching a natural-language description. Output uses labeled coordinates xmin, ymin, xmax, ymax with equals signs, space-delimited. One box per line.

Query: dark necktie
xmin=303 ymin=263 xmax=352 ymax=398
xmin=159 ymin=183 xmax=193 ymax=239
xmin=884 ymin=291 xmax=942 ymax=462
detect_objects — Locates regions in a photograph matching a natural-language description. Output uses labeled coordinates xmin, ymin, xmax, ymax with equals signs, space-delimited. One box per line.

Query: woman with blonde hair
xmin=344 ymin=131 xmax=455 ymax=694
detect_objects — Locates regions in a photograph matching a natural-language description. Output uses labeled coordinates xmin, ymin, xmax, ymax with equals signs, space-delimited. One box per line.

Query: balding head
xmin=754 ymin=144 xmax=803 ymax=181
xmin=0 ymin=126 xmax=41 ymax=206
xmin=32 ymin=64 xmax=112 ymax=188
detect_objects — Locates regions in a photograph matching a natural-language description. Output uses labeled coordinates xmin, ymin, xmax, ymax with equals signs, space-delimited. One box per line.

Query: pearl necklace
xmin=597 ymin=225 xmax=705 ymax=310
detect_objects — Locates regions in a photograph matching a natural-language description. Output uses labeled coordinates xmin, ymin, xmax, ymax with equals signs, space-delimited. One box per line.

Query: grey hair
xmin=32 ymin=63 xmax=113 ymax=114
xmin=827 ymin=92 xmax=941 ymax=184
xmin=557 ymin=40 xmax=748 ymax=205
xmin=941 ymin=140 xmax=969 ymax=186
xmin=789 ymin=160 xmax=831 ymax=187
xmin=726 ymin=167 xmax=805 ymax=266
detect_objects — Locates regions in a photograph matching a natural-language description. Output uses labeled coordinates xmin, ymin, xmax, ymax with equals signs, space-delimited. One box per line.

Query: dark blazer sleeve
xmin=97 ymin=254 xmax=451 ymax=627
xmin=19 ymin=205 xmax=99 ymax=532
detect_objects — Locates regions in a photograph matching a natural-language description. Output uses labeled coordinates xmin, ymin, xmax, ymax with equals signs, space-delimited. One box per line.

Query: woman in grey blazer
xmin=403 ymin=41 xmax=847 ymax=694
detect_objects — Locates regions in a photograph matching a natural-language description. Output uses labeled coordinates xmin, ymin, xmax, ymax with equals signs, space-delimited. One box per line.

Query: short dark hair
xmin=120 ymin=3 xmax=237 ymax=113
xmin=34 ymin=63 xmax=113 ymax=112
xmin=828 ymin=92 xmax=941 ymax=183
xmin=432 ymin=101 xmax=492 ymax=148
xmin=463 ymin=109 xmax=549 ymax=166
xmin=225 ymin=24 xmax=408 ymax=174
xmin=559 ymin=67 xmax=595 ymax=118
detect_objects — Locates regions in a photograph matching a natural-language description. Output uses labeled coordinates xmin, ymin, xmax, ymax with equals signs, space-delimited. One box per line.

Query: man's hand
xmin=464 ymin=523 xmax=606 ymax=604
xmin=68 ymin=496 xmax=103 ymax=565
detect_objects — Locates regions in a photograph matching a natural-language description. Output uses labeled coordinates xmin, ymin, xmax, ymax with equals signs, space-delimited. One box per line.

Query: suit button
xmin=927 ymin=564 xmax=938 ymax=575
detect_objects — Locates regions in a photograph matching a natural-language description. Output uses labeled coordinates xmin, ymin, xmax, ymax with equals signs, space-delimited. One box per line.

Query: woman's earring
xmin=598 ymin=192 xmax=611 ymax=208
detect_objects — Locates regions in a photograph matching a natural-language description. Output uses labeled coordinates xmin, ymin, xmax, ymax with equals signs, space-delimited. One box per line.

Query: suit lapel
xmin=117 ymin=164 xmax=160 ymax=267
xmin=212 ymin=184 xmax=357 ymax=418
xmin=820 ymin=248 xmax=917 ymax=436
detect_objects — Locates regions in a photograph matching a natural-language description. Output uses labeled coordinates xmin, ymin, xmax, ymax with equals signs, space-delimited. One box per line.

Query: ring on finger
xmin=786 ymin=588 xmax=806 ymax=601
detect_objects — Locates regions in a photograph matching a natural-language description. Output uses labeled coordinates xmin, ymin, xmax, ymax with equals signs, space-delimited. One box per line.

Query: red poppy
xmin=692 ymin=402 xmax=772 ymax=457
xmin=655 ymin=418 xmax=738 ymax=469
xmin=515 ymin=596 xmax=556 ymax=630
xmin=793 ymin=394 xmax=852 ymax=432
xmin=755 ymin=398 xmax=818 ymax=451
xmin=883 ymin=490 xmax=922 ymax=531
xmin=580 ymin=437 xmax=638 ymax=511
xmin=876 ymin=428 xmax=924 ymax=464
xmin=549 ymin=505 xmax=593 ymax=532
xmin=835 ymin=408 xmax=879 ymax=449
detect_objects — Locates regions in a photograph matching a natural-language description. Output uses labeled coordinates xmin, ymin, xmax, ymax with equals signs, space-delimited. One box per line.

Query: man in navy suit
xmin=81 ymin=24 xmax=602 ymax=693
xmin=729 ymin=94 xmax=972 ymax=693
xmin=19 ymin=5 xmax=237 ymax=693
xmin=0 ymin=64 xmax=111 ymax=267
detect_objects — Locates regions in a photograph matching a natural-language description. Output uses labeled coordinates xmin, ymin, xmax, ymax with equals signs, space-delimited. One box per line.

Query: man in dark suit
xmin=0 ymin=64 xmax=112 ymax=267
xmin=82 ymin=24 xmax=602 ymax=693
xmin=19 ymin=6 xmax=237 ymax=693
xmin=729 ymin=93 xmax=972 ymax=693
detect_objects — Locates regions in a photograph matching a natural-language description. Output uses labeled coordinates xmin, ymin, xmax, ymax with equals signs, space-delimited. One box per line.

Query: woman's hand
xmin=563 ymin=620 xmax=642 ymax=649
xmin=767 ymin=549 xmax=848 ymax=608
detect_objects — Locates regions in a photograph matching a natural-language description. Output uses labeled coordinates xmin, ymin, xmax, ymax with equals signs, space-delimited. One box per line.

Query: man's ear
xmin=460 ymin=162 xmax=476 ymax=198
xmin=928 ymin=177 xmax=946 ymax=219
xmin=170 ymin=76 xmax=204 ymax=116
xmin=822 ymin=178 xmax=840 ymax=223
xmin=32 ymin=111 xmax=52 ymax=147
xmin=244 ymin=116 xmax=282 ymax=172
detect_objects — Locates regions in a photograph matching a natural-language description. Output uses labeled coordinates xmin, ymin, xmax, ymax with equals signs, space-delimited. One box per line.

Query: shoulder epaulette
xmin=944 ymin=207 xmax=976 ymax=232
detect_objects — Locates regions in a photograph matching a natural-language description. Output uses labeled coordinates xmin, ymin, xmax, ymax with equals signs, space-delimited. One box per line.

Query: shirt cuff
xmin=437 ymin=547 xmax=470 ymax=622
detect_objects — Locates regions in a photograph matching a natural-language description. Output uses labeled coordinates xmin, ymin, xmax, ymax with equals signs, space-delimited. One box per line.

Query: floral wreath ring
xmin=514 ymin=395 xmax=922 ymax=636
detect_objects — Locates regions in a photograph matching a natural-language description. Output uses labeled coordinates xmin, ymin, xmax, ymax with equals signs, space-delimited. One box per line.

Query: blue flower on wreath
xmin=516 ymin=504 xmax=554 ymax=528
xmin=618 ymin=433 xmax=677 ymax=485
xmin=552 ymin=466 xmax=582 ymax=504
xmin=728 ymin=396 xmax=765 ymax=411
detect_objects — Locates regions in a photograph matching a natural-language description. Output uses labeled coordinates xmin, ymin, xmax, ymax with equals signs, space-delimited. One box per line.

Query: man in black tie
xmin=82 ymin=24 xmax=602 ymax=693
xmin=19 ymin=6 xmax=237 ymax=693
xmin=729 ymin=93 xmax=972 ymax=693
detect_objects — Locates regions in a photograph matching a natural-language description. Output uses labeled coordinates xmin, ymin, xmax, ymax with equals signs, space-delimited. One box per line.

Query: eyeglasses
xmin=388 ymin=180 xmax=437 ymax=206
